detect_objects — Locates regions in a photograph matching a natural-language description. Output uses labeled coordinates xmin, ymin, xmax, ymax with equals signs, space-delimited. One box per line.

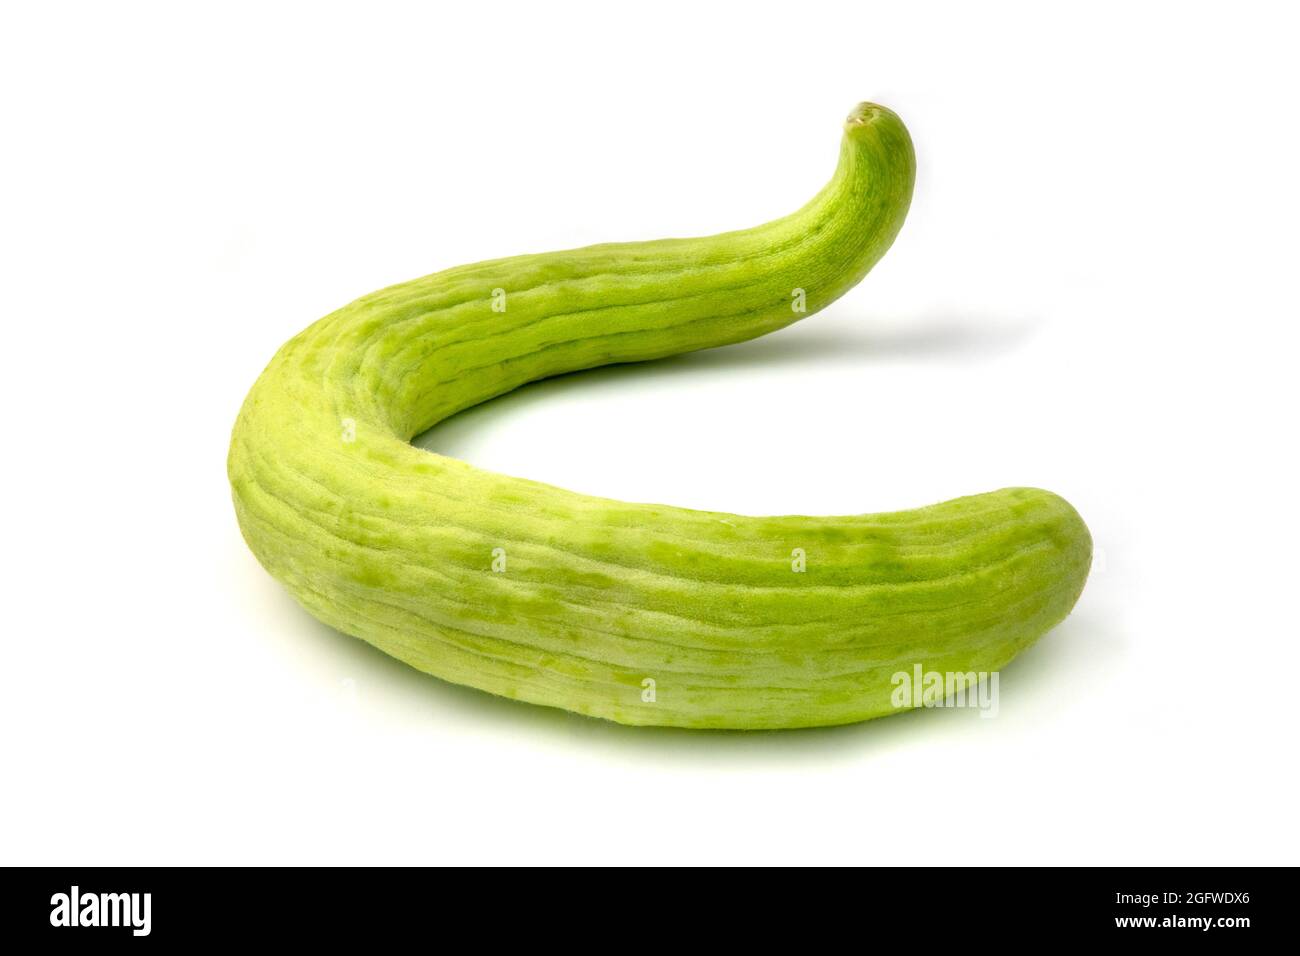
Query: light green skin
xmin=229 ymin=104 xmax=1091 ymax=729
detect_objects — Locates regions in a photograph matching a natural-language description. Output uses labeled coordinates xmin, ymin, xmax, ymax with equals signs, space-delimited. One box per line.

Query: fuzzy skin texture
xmin=229 ymin=104 xmax=1091 ymax=729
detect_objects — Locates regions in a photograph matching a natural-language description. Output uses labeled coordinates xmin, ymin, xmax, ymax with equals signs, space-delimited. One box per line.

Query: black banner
xmin=3 ymin=867 xmax=1288 ymax=944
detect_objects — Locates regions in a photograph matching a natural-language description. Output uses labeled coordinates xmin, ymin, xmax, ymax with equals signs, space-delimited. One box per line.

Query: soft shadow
xmin=994 ymin=605 xmax=1122 ymax=719
xmin=416 ymin=312 xmax=1037 ymax=455
xmin=284 ymin=594 xmax=1097 ymax=768
xmin=661 ymin=312 xmax=1038 ymax=370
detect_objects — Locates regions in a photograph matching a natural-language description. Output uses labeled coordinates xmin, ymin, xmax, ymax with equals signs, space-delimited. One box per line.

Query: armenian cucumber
xmin=228 ymin=103 xmax=1091 ymax=729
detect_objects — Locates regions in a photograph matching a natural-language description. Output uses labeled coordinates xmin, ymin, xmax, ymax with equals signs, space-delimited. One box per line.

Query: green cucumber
xmin=228 ymin=103 xmax=1091 ymax=729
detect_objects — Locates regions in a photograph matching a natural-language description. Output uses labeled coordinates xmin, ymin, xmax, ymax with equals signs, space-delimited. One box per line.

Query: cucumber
xmin=228 ymin=103 xmax=1091 ymax=729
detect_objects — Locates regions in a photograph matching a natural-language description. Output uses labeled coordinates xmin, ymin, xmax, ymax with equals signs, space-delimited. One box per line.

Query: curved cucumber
xmin=228 ymin=103 xmax=1090 ymax=729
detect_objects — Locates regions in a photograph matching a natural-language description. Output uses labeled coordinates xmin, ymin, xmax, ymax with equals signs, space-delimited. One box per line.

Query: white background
xmin=3 ymin=1 xmax=1297 ymax=865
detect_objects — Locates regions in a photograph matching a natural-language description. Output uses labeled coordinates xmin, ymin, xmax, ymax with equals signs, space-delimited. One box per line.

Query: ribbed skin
xmin=228 ymin=104 xmax=1091 ymax=729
